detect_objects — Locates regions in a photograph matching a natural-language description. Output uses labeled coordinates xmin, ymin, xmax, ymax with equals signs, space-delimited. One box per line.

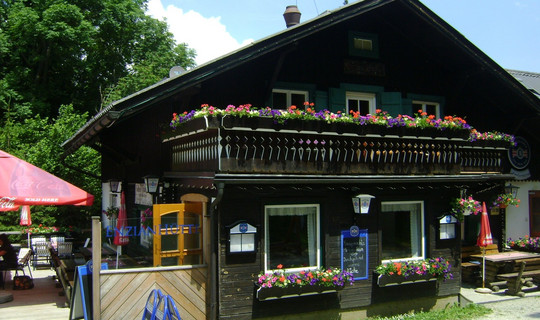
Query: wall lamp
xmin=352 ymin=194 xmax=375 ymax=214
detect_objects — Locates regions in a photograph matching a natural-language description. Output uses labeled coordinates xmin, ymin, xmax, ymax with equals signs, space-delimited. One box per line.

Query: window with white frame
xmin=413 ymin=101 xmax=440 ymax=119
xmin=272 ymin=89 xmax=308 ymax=109
xmin=380 ymin=201 xmax=425 ymax=261
xmin=264 ymin=204 xmax=320 ymax=272
xmin=346 ymin=92 xmax=376 ymax=115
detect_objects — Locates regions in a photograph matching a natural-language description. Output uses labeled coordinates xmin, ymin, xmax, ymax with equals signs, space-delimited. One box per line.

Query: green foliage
xmin=368 ymin=303 xmax=491 ymax=320
xmin=0 ymin=0 xmax=197 ymax=117
xmin=0 ymin=105 xmax=101 ymax=234
xmin=0 ymin=0 xmax=197 ymax=236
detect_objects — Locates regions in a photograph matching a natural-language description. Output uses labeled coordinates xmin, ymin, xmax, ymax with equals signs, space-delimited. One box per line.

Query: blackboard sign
xmin=341 ymin=229 xmax=368 ymax=280
xmin=69 ymin=262 xmax=108 ymax=320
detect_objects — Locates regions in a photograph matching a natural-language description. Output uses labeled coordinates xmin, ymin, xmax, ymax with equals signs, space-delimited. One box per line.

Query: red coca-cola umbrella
xmin=476 ymin=202 xmax=493 ymax=293
xmin=0 ymin=149 xmax=94 ymax=211
xmin=114 ymin=191 xmax=129 ymax=268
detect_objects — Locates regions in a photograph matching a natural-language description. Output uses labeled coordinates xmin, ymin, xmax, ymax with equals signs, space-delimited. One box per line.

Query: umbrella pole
xmin=475 ymin=246 xmax=492 ymax=293
xmin=482 ymin=247 xmax=486 ymax=288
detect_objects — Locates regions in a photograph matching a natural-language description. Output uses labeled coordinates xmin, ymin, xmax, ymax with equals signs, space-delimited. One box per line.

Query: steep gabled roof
xmin=62 ymin=0 xmax=540 ymax=156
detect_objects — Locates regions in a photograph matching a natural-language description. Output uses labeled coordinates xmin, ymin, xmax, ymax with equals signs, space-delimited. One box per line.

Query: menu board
xmin=341 ymin=228 xmax=368 ymax=280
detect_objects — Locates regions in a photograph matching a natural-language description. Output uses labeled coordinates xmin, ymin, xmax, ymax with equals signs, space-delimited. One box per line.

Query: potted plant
xmin=375 ymin=257 xmax=453 ymax=287
xmin=494 ymin=193 xmax=520 ymax=208
xmin=103 ymin=206 xmax=119 ymax=220
xmin=255 ymin=265 xmax=354 ymax=300
xmin=450 ymin=196 xmax=482 ymax=221
xmin=141 ymin=208 xmax=153 ymax=229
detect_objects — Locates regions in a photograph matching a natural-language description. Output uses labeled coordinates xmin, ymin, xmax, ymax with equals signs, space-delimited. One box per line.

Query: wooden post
xmin=92 ymin=216 xmax=102 ymax=320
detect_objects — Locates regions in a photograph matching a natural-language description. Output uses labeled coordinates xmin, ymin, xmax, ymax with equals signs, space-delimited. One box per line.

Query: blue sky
xmin=147 ymin=0 xmax=539 ymax=72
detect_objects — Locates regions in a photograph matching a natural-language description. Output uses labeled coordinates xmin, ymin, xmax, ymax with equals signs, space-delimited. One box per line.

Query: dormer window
xmin=349 ymin=31 xmax=379 ymax=58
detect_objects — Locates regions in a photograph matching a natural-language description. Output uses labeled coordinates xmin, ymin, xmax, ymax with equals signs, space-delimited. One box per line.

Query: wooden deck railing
xmin=164 ymin=117 xmax=510 ymax=175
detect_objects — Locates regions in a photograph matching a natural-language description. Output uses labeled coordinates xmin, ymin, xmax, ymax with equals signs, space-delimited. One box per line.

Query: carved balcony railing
xmin=163 ymin=116 xmax=510 ymax=175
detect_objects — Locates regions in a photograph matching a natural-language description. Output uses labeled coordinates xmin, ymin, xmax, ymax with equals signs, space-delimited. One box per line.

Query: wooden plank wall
xmin=100 ymin=266 xmax=207 ymax=320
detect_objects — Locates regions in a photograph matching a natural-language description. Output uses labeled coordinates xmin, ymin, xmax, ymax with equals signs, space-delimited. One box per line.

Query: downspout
xmin=209 ymin=182 xmax=224 ymax=320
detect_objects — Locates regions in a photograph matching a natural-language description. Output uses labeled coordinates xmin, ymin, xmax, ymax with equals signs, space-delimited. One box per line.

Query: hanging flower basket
xmin=450 ymin=197 xmax=482 ymax=221
xmin=493 ymin=193 xmax=520 ymax=208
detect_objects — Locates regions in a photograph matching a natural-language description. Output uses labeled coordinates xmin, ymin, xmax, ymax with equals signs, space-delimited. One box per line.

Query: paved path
xmin=461 ymin=283 xmax=540 ymax=319
xmin=0 ymin=268 xmax=70 ymax=320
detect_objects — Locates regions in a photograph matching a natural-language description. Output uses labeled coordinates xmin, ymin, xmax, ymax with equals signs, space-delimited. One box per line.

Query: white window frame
xmin=272 ymin=89 xmax=309 ymax=109
xmin=413 ymin=100 xmax=440 ymax=119
xmin=380 ymin=201 xmax=425 ymax=263
xmin=264 ymin=204 xmax=321 ymax=273
xmin=346 ymin=92 xmax=376 ymax=115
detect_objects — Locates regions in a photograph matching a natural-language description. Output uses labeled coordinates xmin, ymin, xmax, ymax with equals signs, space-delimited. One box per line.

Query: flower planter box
xmin=255 ymin=284 xmax=342 ymax=301
xmin=376 ymin=273 xmax=438 ymax=287
xmin=471 ymin=140 xmax=510 ymax=148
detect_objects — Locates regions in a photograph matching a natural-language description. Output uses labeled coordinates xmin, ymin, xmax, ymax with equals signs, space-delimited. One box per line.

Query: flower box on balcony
xmin=255 ymin=284 xmax=343 ymax=301
xmin=376 ymin=273 xmax=438 ymax=287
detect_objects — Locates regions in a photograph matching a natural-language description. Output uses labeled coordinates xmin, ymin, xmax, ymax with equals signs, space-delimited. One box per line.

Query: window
xmin=346 ymin=92 xmax=376 ymax=115
xmin=272 ymin=89 xmax=308 ymax=109
xmin=349 ymin=31 xmax=379 ymax=58
xmin=380 ymin=201 xmax=425 ymax=261
xmin=413 ymin=101 xmax=440 ymax=119
xmin=264 ymin=204 xmax=320 ymax=272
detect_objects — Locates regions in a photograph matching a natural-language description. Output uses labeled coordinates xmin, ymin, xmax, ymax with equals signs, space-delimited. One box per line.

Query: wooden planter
xmin=376 ymin=273 xmax=438 ymax=287
xmin=255 ymin=284 xmax=342 ymax=301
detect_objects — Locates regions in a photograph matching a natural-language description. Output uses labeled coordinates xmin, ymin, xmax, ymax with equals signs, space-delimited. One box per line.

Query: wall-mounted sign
xmin=509 ymin=136 xmax=531 ymax=170
xmin=229 ymin=222 xmax=257 ymax=253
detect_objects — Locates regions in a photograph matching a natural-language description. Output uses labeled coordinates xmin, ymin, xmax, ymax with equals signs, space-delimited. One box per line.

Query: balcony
xmin=163 ymin=116 xmax=510 ymax=176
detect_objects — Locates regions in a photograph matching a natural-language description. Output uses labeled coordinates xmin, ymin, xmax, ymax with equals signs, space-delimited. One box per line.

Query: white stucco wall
xmin=505 ymin=180 xmax=540 ymax=241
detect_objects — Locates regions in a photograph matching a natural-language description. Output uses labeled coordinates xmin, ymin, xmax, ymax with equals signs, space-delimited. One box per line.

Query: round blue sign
xmin=508 ymin=136 xmax=530 ymax=170
xmin=350 ymin=225 xmax=360 ymax=237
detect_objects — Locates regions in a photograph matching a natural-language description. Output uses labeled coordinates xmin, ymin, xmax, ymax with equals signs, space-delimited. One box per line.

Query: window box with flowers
xmin=375 ymin=257 xmax=453 ymax=287
xmin=506 ymin=236 xmax=540 ymax=253
xmin=255 ymin=265 xmax=354 ymax=301
xmin=166 ymin=104 xmax=481 ymax=140
xmin=493 ymin=193 xmax=520 ymax=209
xmin=450 ymin=196 xmax=482 ymax=222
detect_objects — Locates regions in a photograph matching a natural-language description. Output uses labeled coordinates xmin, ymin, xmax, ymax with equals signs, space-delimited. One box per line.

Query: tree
xmin=0 ymin=104 xmax=100 ymax=235
xmin=0 ymin=0 xmax=196 ymax=118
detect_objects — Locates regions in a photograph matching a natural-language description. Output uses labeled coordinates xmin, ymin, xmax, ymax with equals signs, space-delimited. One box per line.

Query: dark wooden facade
xmin=63 ymin=0 xmax=540 ymax=319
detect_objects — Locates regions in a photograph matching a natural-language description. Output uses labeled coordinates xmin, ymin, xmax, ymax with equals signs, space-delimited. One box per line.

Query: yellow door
xmin=153 ymin=203 xmax=203 ymax=266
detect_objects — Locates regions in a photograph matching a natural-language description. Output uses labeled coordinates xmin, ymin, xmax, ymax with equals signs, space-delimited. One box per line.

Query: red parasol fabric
xmin=19 ymin=205 xmax=32 ymax=226
xmin=477 ymin=202 xmax=493 ymax=247
xmin=113 ymin=191 xmax=129 ymax=246
xmin=0 ymin=149 xmax=94 ymax=211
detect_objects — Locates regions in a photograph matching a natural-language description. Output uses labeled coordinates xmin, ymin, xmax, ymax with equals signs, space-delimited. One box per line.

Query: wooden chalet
xmin=63 ymin=0 xmax=540 ymax=319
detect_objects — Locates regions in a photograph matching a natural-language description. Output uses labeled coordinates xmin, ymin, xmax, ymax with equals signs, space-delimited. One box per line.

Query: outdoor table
xmin=79 ymin=246 xmax=116 ymax=261
xmin=470 ymin=251 xmax=540 ymax=289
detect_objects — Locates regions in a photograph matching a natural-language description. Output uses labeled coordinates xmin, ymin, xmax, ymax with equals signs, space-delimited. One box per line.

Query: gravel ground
xmin=475 ymin=297 xmax=540 ymax=319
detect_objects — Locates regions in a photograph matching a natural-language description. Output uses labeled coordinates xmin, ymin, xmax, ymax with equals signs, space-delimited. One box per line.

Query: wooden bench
xmin=497 ymin=261 xmax=540 ymax=296
xmin=461 ymin=244 xmax=499 ymax=284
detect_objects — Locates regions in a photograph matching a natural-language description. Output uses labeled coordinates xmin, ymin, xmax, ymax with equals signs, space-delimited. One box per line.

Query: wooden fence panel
xmin=100 ymin=266 xmax=207 ymax=320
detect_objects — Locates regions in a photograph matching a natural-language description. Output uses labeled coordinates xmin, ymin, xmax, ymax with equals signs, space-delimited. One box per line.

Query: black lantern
xmin=109 ymin=179 xmax=121 ymax=193
xmin=144 ymin=175 xmax=160 ymax=194
xmin=505 ymin=183 xmax=519 ymax=198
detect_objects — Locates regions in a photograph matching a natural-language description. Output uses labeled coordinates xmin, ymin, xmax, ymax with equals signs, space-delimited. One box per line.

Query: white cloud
xmin=146 ymin=0 xmax=253 ymax=66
